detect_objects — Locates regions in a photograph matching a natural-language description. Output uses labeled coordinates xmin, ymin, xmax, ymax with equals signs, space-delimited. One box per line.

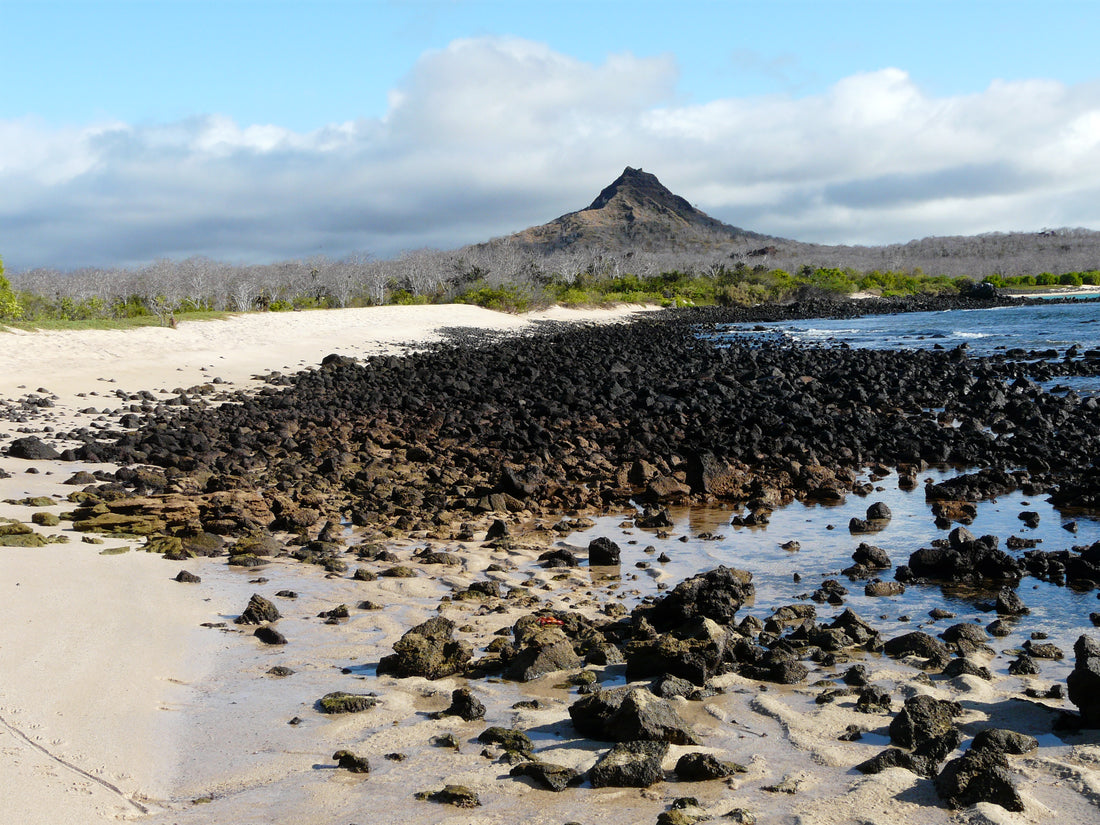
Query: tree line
xmin=2 ymin=228 xmax=1099 ymax=325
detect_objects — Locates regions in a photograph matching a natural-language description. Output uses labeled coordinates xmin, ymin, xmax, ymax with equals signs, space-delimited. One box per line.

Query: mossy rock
xmin=180 ymin=532 xmax=225 ymax=557
xmin=0 ymin=532 xmax=48 ymax=547
xmin=71 ymin=512 xmax=166 ymax=535
xmin=5 ymin=496 xmax=55 ymax=507
xmin=31 ymin=512 xmax=61 ymax=527
xmin=227 ymin=553 xmax=266 ymax=567
xmin=81 ymin=536 xmax=105 ymax=545
xmin=144 ymin=535 xmax=184 ymax=555
xmin=321 ymin=557 xmax=348 ymax=574
xmin=332 ymin=750 xmax=371 ymax=774
xmin=0 ymin=522 xmax=33 ymax=536
xmin=318 ymin=692 xmax=378 ymax=714
xmin=47 ymin=535 xmax=70 ymax=544
xmin=381 ymin=565 xmax=417 ymax=578
xmin=414 ymin=785 xmax=481 ymax=808
xmin=233 ymin=533 xmax=280 ymax=556
xmin=477 ymin=727 xmax=534 ymax=755
xmin=99 ymin=546 xmax=131 ymax=555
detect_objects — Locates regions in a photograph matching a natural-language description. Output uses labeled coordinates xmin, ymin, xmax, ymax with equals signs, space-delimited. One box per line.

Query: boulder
xmin=941 ymin=623 xmax=989 ymax=647
xmin=506 ymin=624 xmax=582 ymax=682
xmin=882 ymin=631 xmax=951 ymax=669
xmin=254 ymin=625 xmax=287 ymax=645
xmin=435 ymin=687 xmax=486 ymax=721
xmin=318 ymin=692 xmax=378 ymax=714
xmin=971 ymin=728 xmax=1038 ymax=756
xmin=509 ymin=761 xmax=583 ymax=792
xmin=377 ymin=616 xmax=472 ymax=680
xmin=332 ymin=750 xmax=370 ymax=774
xmin=889 ymin=694 xmax=962 ymax=750
xmin=855 ymin=686 xmax=892 ymax=714
xmin=1067 ymin=634 xmax=1100 ymax=726
xmin=935 ymin=747 xmax=1024 ymax=811
xmin=686 ymin=451 xmax=745 ymax=497
xmin=645 ymin=566 xmax=754 ymax=630
xmin=906 ymin=530 xmax=1021 ymax=583
xmin=852 ymin=543 xmax=891 ymax=569
xmin=588 ymin=536 xmax=621 ymax=566
xmin=866 ymin=502 xmax=892 ymax=521
xmin=865 ymin=580 xmax=905 ymax=597
xmin=181 ymin=531 xmax=226 ymax=557
xmin=569 ymin=687 xmax=697 ymax=744
xmin=537 ymin=547 xmax=578 ymax=568
xmin=645 ymin=475 xmax=692 ymax=503
xmin=943 ymin=658 xmax=992 ymax=680
xmin=414 ymin=785 xmax=480 ymax=808
xmin=477 ymin=726 xmax=533 ymax=756
xmin=674 ymin=752 xmax=746 ymax=780
xmin=7 ymin=436 xmax=61 ymax=460
xmin=995 ymin=587 xmax=1029 ymax=616
xmin=234 ymin=593 xmax=281 ymax=625
xmin=625 ymin=620 xmax=732 ymax=685
xmin=588 ymin=740 xmax=669 ymax=788
xmin=651 ymin=674 xmax=697 ymax=699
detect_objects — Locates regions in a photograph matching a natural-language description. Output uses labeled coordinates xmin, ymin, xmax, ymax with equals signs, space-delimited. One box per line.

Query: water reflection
xmin=565 ymin=466 xmax=1100 ymax=680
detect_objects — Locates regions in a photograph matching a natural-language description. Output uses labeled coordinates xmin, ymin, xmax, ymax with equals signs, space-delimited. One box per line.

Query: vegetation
xmin=2 ymin=245 xmax=1097 ymax=329
xmin=981 ymin=270 xmax=1100 ymax=290
xmin=0 ymin=258 xmax=25 ymax=322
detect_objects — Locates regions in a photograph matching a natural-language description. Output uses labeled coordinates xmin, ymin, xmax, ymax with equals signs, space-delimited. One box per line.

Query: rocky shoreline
xmin=12 ymin=294 xmax=1099 ymax=545
xmin=5 ymin=293 xmax=1100 ymax=823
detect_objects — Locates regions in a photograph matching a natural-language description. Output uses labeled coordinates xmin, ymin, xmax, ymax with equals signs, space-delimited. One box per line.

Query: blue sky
xmin=3 ymin=0 xmax=1100 ymax=269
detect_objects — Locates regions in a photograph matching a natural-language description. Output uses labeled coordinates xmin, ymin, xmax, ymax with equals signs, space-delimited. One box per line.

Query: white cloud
xmin=2 ymin=37 xmax=1100 ymax=269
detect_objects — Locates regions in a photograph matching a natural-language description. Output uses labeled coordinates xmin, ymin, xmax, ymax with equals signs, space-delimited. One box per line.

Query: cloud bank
xmin=3 ymin=37 xmax=1100 ymax=270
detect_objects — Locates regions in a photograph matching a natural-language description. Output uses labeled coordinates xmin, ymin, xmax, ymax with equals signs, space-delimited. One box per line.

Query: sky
xmin=3 ymin=0 xmax=1100 ymax=270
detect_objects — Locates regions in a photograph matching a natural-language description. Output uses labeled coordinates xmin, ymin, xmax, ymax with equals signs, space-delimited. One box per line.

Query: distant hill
xmin=506 ymin=166 xmax=777 ymax=254
xmin=471 ymin=167 xmax=1100 ymax=277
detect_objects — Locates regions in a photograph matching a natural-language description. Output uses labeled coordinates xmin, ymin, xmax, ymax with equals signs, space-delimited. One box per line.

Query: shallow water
xmin=565 ymin=466 xmax=1100 ymax=683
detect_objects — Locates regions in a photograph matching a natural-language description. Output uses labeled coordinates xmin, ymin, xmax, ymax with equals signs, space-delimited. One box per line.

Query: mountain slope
xmin=508 ymin=167 xmax=778 ymax=253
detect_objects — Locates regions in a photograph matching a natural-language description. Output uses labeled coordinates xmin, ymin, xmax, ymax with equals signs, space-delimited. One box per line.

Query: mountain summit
xmin=585 ymin=167 xmax=720 ymax=226
xmin=508 ymin=167 xmax=774 ymax=253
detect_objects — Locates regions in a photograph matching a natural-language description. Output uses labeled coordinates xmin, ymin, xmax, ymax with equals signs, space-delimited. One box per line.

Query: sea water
xmin=715 ymin=298 xmax=1100 ymax=359
xmin=566 ymin=468 xmax=1100 ymax=683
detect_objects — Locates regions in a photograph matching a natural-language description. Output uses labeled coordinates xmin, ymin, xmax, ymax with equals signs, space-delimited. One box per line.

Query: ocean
xmin=716 ymin=298 xmax=1100 ymax=359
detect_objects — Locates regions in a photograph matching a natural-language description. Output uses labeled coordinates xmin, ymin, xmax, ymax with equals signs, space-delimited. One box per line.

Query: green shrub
xmin=453 ymin=283 xmax=533 ymax=313
xmin=112 ymin=295 xmax=153 ymax=318
xmin=0 ymin=260 xmax=25 ymax=321
xmin=389 ymin=289 xmax=429 ymax=305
